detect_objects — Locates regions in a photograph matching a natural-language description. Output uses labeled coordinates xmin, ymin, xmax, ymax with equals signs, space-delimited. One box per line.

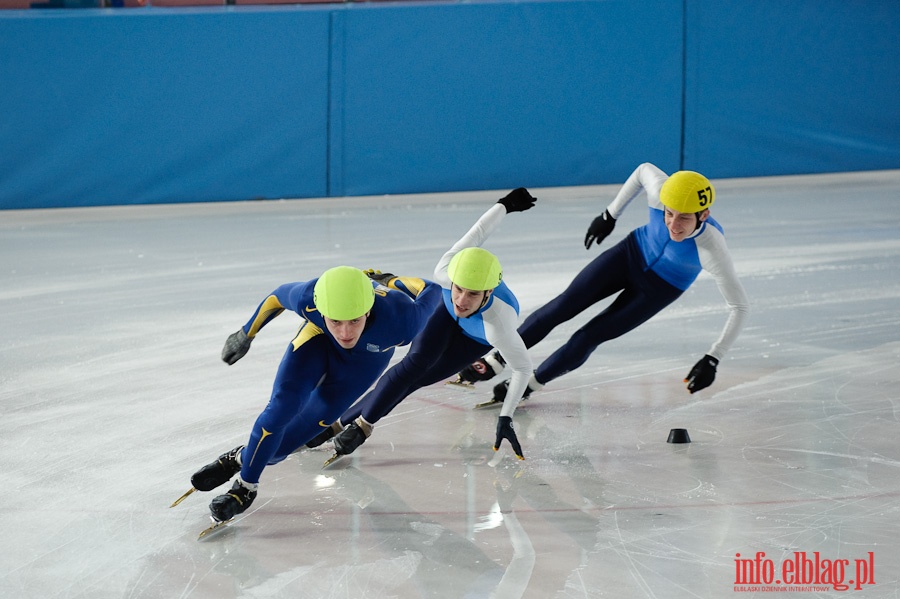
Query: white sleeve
xmin=605 ymin=162 xmax=669 ymax=218
xmin=696 ymin=228 xmax=750 ymax=360
xmin=434 ymin=204 xmax=507 ymax=286
xmin=481 ymin=301 xmax=532 ymax=418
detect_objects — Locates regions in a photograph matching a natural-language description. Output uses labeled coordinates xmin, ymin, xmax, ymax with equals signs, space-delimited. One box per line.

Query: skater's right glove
xmin=497 ymin=188 xmax=537 ymax=213
xmin=333 ymin=416 xmax=374 ymax=456
xmin=584 ymin=209 xmax=616 ymax=249
xmin=221 ymin=328 xmax=252 ymax=365
xmin=494 ymin=416 xmax=524 ymax=460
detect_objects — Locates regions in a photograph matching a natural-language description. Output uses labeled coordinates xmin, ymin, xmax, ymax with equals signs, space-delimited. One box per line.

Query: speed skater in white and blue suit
xmin=457 ymin=163 xmax=750 ymax=401
xmin=307 ymin=188 xmax=538 ymax=461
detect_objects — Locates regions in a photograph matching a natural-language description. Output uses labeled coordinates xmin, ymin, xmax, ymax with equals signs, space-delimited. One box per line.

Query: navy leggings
xmin=342 ymin=306 xmax=491 ymax=425
xmin=521 ymin=233 xmax=683 ymax=384
xmin=239 ymin=330 xmax=395 ymax=484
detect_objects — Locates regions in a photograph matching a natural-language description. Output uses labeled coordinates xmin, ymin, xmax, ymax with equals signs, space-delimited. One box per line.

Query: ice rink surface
xmin=2 ymin=170 xmax=899 ymax=598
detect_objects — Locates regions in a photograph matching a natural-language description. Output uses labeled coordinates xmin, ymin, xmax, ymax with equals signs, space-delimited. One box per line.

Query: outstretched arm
xmin=434 ymin=188 xmax=537 ymax=285
xmin=688 ymin=231 xmax=750 ymax=392
xmin=222 ymin=281 xmax=313 ymax=365
xmin=585 ymin=162 xmax=669 ymax=249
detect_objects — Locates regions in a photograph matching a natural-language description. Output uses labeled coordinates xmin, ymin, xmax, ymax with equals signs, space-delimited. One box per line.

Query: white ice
xmin=2 ymin=170 xmax=899 ymax=598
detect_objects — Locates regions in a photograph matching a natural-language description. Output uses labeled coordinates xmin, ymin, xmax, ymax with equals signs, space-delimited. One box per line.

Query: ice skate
xmin=447 ymin=352 xmax=506 ymax=389
xmin=305 ymin=421 xmax=343 ymax=449
xmin=171 ymin=445 xmax=244 ymax=508
xmin=209 ymin=478 xmax=257 ymax=523
xmin=445 ymin=375 xmax=477 ymax=390
xmin=322 ymin=452 xmax=347 ymax=469
xmin=475 ymin=374 xmax=542 ymax=409
xmin=197 ymin=516 xmax=235 ymax=540
xmin=192 ymin=445 xmax=244 ymax=491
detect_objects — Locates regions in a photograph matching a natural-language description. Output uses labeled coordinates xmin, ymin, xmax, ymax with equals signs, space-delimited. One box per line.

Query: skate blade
xmin=445 ymin=379 xmax=476 ymax=390
xmin=322 ymin=453 xmax=345 ymax=469
xmin=473 ymin=399 xmax=502 ymax=410
xmin=198 ymin=516 xmax=234 ymax=540
xmin=170 ymin=487 xmax=196 ymax=508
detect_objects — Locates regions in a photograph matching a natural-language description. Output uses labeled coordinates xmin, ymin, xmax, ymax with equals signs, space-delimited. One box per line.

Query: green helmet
xmin=313 ymin=266 xmax=375 ymax=320
xmin=660 ymin=170 xmax=715 ymax=213
xmin=447 ymin=247 xmax=502 ymax=291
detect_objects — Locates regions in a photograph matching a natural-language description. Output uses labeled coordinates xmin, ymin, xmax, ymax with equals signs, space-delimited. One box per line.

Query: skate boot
xmin=305 ymin=421 xmax=344 ymax=449
xmin=451 ymin=352 xmax=506 ymax=387
xmin=209 ymin=477 xmax=258 ymax=522
xmin=488 ymin=373 xmax=543 ymax=405
xmin=191 ymin=445 xmax=244 ymax=492
xmin=333 ymin=417 xmax=373 ymax=456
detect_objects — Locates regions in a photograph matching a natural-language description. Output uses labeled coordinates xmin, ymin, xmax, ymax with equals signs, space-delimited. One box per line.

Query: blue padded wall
xmin=331 ymin=0 xmax=682 ymax=197
xmin=684 ymin=0 xmax=900 ymax=177
xmin=1 ymin=0 xmax=899 ymax=209
xmin=0 ymin=8 xmax=331 ymax=208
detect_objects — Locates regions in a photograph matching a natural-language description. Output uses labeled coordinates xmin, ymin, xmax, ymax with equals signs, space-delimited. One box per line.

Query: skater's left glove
xmin=494 ymin=416 xmax=524 ymax=460
xmin=684 ymin=354 xmax=719 ymax=393
xmin=497 ymin=188 xmax=537 ymax=213
xmin=363 ymin=269 xmax=396 ymax=286
xmin=364 ymin=269 xmax=430 ymax=302
xmin=333 ymin=416 xmax=374 ymax=456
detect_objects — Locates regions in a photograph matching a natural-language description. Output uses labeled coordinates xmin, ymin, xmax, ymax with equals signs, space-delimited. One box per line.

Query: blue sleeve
xmin=388 ymin=280 xmax=443 ymax=344
xmin=241 ymin=281 xmax=315 ymax=337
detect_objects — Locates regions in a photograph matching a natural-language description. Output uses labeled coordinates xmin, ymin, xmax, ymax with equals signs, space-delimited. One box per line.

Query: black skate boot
xmin=480 ymin=374 xmax=543 ymax=408
xmin=451 ymin=352 xmax=506 ymax=387
xmin=209 ymin=478 xmax=258 ymax=522
xmin=191 ymin=445 xmax=243 ymax=492
xmin=305 ymin=421 xmax=343 ymax=449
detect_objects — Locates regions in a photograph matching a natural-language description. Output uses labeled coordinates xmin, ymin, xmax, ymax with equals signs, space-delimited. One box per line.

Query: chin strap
xmin=478 ymin=291 xmax=491 ymax=310
xmin=693 ymin=209 xmax=710 ymax=231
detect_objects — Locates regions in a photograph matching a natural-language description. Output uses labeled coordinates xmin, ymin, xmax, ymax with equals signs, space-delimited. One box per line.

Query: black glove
xmin=333 ymin=417 xmax=373 ymax=456
xmin=584 ymin=209 xmax=616 ymax=249
xmin=684 ymin=354 xmax=719 ymax=394
xmin=497 ymin=188 xmax=537 ymax=213
xmin=221 ymin=329 xmax=252 ymax=365
xmin=493 ymin=416 xmax=524 ymax=460
xmin=363 ymin=268 xmax=396 ymax=286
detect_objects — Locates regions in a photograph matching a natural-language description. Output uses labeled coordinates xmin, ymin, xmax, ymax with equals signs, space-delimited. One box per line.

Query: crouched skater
xmin=182 ymin=265 xmax=442 ymax=524
xmin=456 ymin=163 xmax=750 ymax=401
xmin=308 ymin=188 xmax=537 ymax=460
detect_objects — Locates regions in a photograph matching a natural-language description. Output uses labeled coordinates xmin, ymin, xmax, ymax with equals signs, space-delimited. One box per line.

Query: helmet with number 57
xmin=660 ymin=171 xmax=715 ymax=213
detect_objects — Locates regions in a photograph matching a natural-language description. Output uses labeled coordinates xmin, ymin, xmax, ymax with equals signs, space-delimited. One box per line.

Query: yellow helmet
xmin=659 ymin=171 xmax=715 ymax=213
xmin=447 ymin=247 xmax=502 ymax=291
xmin=313 ymin=266 xmax=375 ymax=320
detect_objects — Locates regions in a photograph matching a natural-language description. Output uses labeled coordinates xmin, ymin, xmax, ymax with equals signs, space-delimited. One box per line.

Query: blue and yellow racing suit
xmin=237 ymin=276 xmax=441 ymax=483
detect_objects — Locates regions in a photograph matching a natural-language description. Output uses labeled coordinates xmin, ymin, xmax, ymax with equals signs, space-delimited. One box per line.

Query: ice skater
xmin=455 ymin=163 xmax=750 ymax=402
xmin=176 ymin=264 xmax=442 ymax=527
xmin=308 ymin=188 xmax=537 ymax=461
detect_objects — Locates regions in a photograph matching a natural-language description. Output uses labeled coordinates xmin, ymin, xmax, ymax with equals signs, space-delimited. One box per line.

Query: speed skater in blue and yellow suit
xmin=185 ymin=265 xmax=442 ymax=523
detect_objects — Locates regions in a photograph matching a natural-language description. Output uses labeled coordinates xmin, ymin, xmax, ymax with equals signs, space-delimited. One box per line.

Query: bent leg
xmin=517 ymin=238 xmax=632 ymax=348
xmin=273 ymin=347 xmax=395 ymax=458
xmin=240 ymin=333 xmax=393 ymax=483
xmin=343 ymin=308 xmax=491 ymax=425
xmin=535 ymin=275 xmax=683 ymax=384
